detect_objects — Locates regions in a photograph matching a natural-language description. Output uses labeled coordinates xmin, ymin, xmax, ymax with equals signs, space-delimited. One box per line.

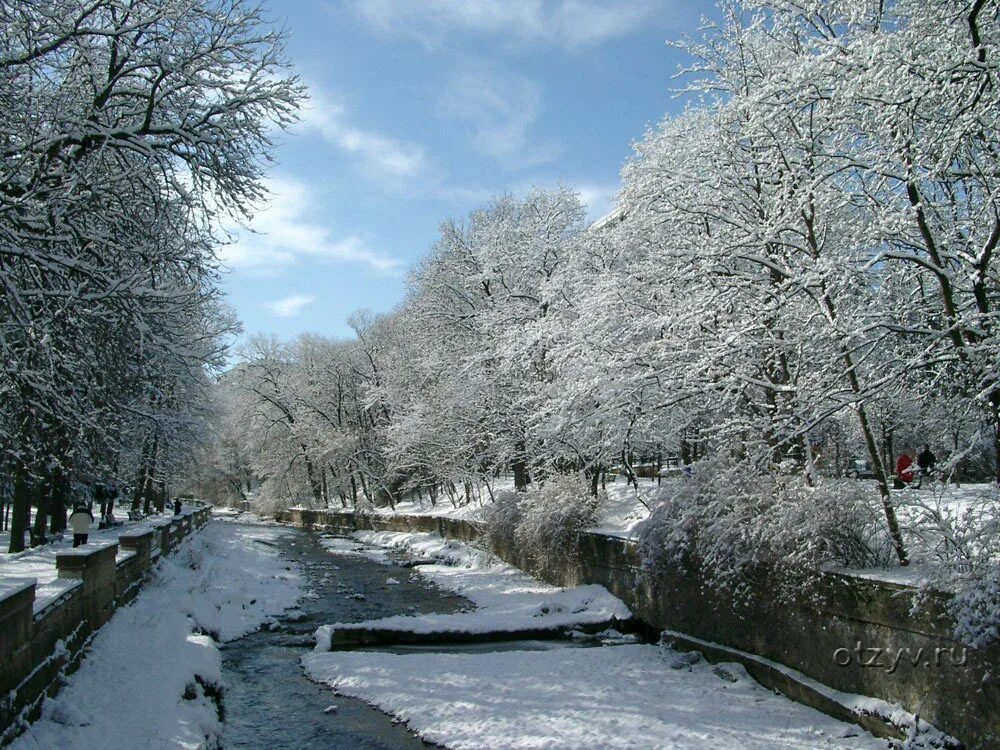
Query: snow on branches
xmin=0 ymin=0 xmax=304 ymax=551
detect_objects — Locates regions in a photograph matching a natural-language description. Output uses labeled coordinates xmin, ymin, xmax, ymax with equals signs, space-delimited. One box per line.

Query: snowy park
xmin=3 ymin=0 xmax=1000 ymax=748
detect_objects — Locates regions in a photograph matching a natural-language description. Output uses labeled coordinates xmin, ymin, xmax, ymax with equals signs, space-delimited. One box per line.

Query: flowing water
xmin=219 ymin=525 xmax=600 ymax=749
xmin=219 ymin=527 xmax=468 ymax=749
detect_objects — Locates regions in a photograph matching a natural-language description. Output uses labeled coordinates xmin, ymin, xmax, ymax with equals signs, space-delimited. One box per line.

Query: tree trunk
xmin=8 ymin=460 xmax=31 ymax=553
xmin=820 ymin=294 xmax=908 ymax=565
xmin=991 ymin=393 xmax=1000 ymax=485
xmin=588 ymin=465 xmax=601 ymax=498
xmin=103 ymin=484 xmax=115 ymax=524
xmin=356 ymin=471 xmax=373 ymax=505
xmin=132 ymin=438 xmax=150 ymax=512
xmin=301 ymin=445 xmax=322 ymax=505
xmin=856 ymin=386 xmax=908 ymax=565
xmin=142 ymin=437 xmax=159 ymax=515
xmin=512 ymin=441 xmax=531 ymax=492
xmin=49 ymin=471 xmax=69 ymax=533
xmin=155 ymin=481 xmax=167 ymax=513
xmin=30 ymin=480 xmax=50 ymax=547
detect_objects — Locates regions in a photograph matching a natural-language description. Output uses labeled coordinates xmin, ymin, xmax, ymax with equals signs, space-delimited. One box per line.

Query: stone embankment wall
xmin=278 ymin=508 xmax=999 ymax=750
xmin=0 ymin=506 xmax=212 ymax=744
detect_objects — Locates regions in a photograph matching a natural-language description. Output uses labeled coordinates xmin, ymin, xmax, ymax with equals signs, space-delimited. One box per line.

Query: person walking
xmin=916 ymin=444 xmax=937 ymax=488
xmin=69 ymin=503 xmax=94 ymax=547
xmin=173 ymin=497 xmax=182 ymax=516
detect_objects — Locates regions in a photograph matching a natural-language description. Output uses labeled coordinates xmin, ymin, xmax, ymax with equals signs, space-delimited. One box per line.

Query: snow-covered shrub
xmin=896 ymin=485 xmax=1000 ymax=572
xmin=481 ymin=489 xmax=524 ymax=553
xmin=636 ymin=457 xmax=893 ymax=602
xmin=899 ymin=486 xmax=1000 ymax=647
xmin=512 ymin=475 xmax=601 ymax=576
xmin=951 ymin=565 xmax=1000 ymax=649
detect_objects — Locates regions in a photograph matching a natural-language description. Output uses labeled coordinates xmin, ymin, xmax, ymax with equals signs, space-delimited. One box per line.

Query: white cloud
xmin=574 ymin=181 xmax=619 ymax=220
xmin=437 ymin=66 xmax=559 ymax=168
xmin=266 ymin=294 xmax=316 ymax=318
xmin=296 ymin=85 xmax=426 ymax=180
xmin=218 ymin=176 xmax=402 ymax=275
xmin=550 ymin=0 xmax=655 ymax=45
xmin=351 ymin=0 xmax=660 ymax=47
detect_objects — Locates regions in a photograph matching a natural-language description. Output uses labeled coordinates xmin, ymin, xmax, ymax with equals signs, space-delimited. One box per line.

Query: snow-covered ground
xmin=291 ymin=475 xmax=660 ymax=537
xmin=302 ymin=643 xmax=885 ymax=750
xmin=9 ymin=521 xmax=302 ymax=750
xmin=315 ymin=530 xmax=630 ymax=644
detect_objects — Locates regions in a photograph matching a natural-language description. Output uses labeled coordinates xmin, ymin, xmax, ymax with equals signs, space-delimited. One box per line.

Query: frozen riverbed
xmin=307 ymin=530 xmax=888 ymax=750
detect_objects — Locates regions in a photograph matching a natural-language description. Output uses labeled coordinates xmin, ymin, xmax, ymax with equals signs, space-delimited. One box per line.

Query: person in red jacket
xmin=895 ymin=451 xmax=915 ymax=488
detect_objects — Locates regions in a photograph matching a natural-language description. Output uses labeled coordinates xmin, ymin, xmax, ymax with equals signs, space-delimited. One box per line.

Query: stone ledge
xmin=55 ymin=541 xmax=119 ymax=578
xmin=0 ymin=578 xmax=37 ymax=607
xmin=118 ymin=528 xmax=155 ymax=545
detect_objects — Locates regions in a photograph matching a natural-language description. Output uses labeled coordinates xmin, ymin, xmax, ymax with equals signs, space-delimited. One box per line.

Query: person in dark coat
xmin=173 ymin=497 xmax=182 ymax=515
xmin=69 ymin=504 xmax=94 ymax=547
xmin=916 ymin=445 xmax=937 ymax=488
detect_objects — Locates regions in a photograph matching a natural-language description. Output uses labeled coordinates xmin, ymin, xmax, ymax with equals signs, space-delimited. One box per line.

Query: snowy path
xmin=9 ymin=522 xmax=302 ymax=750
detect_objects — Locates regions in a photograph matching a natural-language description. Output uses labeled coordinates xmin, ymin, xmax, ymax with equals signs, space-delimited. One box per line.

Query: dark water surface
xmin=219 ymin=526 xmax=468 ymax=750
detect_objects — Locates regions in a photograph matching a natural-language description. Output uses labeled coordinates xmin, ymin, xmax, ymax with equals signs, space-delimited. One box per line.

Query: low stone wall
xmin=0 ymin=506 xmax=212 ymax=744
xmin=278 ymin=508 xmax=999 ymax=750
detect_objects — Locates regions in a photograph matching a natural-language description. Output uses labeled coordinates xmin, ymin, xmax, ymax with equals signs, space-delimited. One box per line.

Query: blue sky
xmin=220 ymin=0 xmax=714 ymax=340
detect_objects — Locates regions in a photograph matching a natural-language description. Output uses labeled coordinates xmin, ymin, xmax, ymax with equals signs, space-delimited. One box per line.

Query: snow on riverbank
xmin=302 ymin=643 xmax=884 ymax=750
xmin=315 ymin=530 xmax=630 ymax=644
xmin=10 ymin=521 xmax=302 ymax=750
xmin=296 ymin=475 xmax=658 ymax=538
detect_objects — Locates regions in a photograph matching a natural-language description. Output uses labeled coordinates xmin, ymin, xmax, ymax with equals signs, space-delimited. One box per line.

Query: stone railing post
xmin=170 ymin=515 xmax=185 ymax=545
xmin=55 ymin=542 xmax=118 ymax=631
xmin=117 ymin=528 xmax=155 ymax=572
xmin=148 ymin=518 xmax=172 ymax=555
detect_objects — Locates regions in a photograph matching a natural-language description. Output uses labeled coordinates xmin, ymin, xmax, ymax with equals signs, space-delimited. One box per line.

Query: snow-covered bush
xmin=897 ymin=486 xmax=1000 ymax=573
xmin=899 ymin=486 xmax=1000 ymax=647
xmin=636 ymin=458 xmax=893 ymax=602
xmin=951 ymin=565 xmax=1000 ymax=650
xmin=511 ymin=475 xmax=601 ymax=576
xmin=481 ymin=489 xmax=524 ymax=553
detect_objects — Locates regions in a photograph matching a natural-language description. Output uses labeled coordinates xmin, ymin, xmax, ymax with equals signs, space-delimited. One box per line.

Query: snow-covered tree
xmin=0 ymin=0 xmax=302 ymax=550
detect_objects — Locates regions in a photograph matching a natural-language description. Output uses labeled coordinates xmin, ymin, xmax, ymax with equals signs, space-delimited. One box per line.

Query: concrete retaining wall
xmin=278 ymin=508 xmax=999 ymax=749
xmin=0 ymin=506 xmax=212 ymax=744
